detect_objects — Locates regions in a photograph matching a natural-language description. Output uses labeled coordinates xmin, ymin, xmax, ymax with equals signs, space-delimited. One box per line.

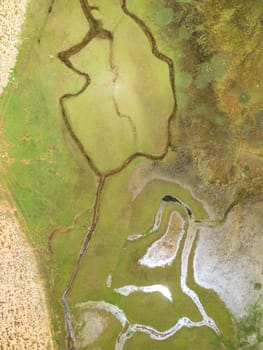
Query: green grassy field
xmin=0 ymin=1 xmax=97 ymax=347
xmin=67 ymin=8 xmax=173 ymax=173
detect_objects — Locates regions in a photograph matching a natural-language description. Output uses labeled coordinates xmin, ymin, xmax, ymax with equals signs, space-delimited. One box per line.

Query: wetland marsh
xmin=0 ymin=0 xmax=262 ymax=349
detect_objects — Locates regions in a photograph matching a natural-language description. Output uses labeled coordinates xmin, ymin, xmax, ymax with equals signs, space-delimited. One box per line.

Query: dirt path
xmin=0 ymin=200 xmax=54 ymax=350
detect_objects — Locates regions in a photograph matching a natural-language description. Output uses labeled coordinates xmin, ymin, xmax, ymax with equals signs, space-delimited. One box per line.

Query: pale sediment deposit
xmin=114 ymin=284 xmax=173 ymax=302
xmin=139 ymin=211 xmax=185 ymax=268
xmin=0 ymin=201 xmax=54 ymax=349
xmin=0 ymin=0 xmax=28 ymax=94
xmin=194 ymin=201 xmax=263 ymax=318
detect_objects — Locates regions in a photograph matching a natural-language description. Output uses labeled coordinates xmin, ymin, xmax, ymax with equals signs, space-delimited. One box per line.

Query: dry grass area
xmin=0 ymin=0 xmax=28 ymax=94
xmin=0 ymin=200 xmax=54 ymax=350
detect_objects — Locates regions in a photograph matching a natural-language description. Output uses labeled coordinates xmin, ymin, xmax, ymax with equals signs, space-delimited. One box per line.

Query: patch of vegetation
xmin=0 ymin=1 xmax=97 ymax=347
xmin=196 ymin=53 xmax=230 ymax=88
xmin=153 ymin=7 xmax=174 ymax=26
xmin=176 ymin=0 xmax=192 ymax=4
xmin=254 ymin=283 xmax=262 ymax=290
xmin=215 ymin=297 xmax=263 ymax=349
xmin=239 ymin=92 xmax=250 ymax=104
xmin=256 ymin=111 xmax=263 ymax=129
xmin=244 ymin=165 xmax=250 ymax=173
xmin=175 ymin=71 xmax=193 ymax=89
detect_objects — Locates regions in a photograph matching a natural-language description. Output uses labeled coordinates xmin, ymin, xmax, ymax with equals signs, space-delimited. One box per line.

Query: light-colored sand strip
xmin=0 ymin=0 xmax=28 ymax=94
xmin=180 ymin=218 xmax=219 ymax=334
xmin=114 ymin=284 xmax=173 ymax=302
xmin=127 ymin=233 xmax=144 ymax=241
xmin=133 ymin=317 xmax=208 ymax=340
xmin=149 ymin=200 xmax=167 ymax=233
xmin=139 ymin=211 xmax=185 ymax=268
xmin=0 ymin=201 xmax=54 ymax=350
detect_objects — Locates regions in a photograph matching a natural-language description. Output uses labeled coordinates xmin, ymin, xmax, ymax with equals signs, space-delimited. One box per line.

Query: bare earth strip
xmin=0 ymin=201 xmax=54 ymax=350
xmin=0 ymin=0 xmax=28 ymax=94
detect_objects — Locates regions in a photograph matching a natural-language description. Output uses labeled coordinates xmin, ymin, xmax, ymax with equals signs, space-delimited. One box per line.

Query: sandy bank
xmin=0 ymin=201 xmax=54 ymax=349
xmin=0 ymin=0 xmax=28 ymax=94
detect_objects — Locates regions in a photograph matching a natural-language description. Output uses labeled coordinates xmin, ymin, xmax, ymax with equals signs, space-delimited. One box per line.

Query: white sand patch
xmin=114 ymin=284 xmax=173 ymax=302
xmin=75 ymin=310 xmax=108 ymax=348
xmin=0 ymin=0 xmax=29 ymax=94
xmin=106 ymin=273 xmax=112 ymax=288
xmin=194 ymin=202 xmax=263 ymax=318
xmin=0 ymin=201 xmax=54 ymax=349
xmin=139 ymin=211 xmax=185 ymax=268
